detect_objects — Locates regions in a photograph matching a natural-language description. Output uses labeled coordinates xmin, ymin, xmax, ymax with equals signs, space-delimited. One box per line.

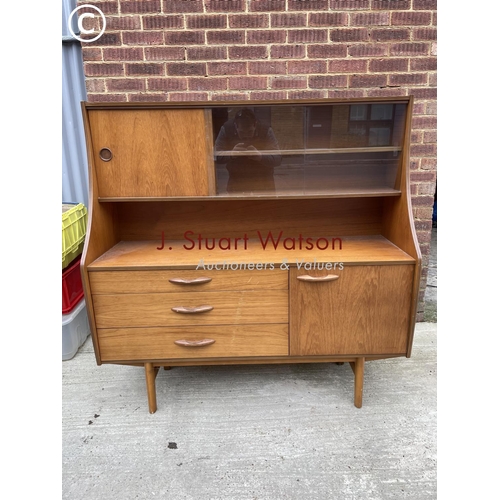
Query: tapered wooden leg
xmin=145 ymin=363 xmax=157 ymax=414
xmin=350 ymin=357 xmax=365 ymax=408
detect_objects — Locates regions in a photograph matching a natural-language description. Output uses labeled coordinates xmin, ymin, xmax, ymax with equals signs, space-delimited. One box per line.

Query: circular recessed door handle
xmin=99 ymin=148 xmax=113 ymax=161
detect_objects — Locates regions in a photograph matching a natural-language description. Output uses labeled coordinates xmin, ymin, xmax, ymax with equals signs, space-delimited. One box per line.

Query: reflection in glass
xmin=350 ymin=104 xmax=368 ymax=121
xmin=212 ymin=103 xmax=407 ymax=196
xmin=369 ymin=127 xmax=391 ymax=146
xmin=214 ymin=108 xmax=282 ymax=193
xmin=371 ymin=104 xmax=393 ymax=120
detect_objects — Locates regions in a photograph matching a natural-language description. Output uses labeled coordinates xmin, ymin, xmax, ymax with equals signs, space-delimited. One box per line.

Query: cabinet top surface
xmin=88 ymin=235 xmax=415 ymax=271
xmin=84 ymin=96 xmax=412 ymax=109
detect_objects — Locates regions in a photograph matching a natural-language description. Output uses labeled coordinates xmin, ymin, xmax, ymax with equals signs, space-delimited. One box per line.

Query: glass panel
xmin=370 ymin=104 xmax=393 ymax=120
xmin=212 ymin=102 xmax=406 ymax=196
xmin=369 ymin=127 xmax=391 ymax=146
xmin=350 ymin=104 xmax=368 ymax=121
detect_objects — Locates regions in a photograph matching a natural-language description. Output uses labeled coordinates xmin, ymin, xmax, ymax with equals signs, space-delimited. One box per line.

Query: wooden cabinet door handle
xmin=296 ymin=274 xmax=340 ymax=282
xmin=174 ymin=339 xmax=215 ymax=347
xmin=99 ymin=147 xmax=113 ymax=161
xmin=171 ymin=305 xmax=214 ymax=314
xmin=168 ymin=277 xmax=212 ymax=285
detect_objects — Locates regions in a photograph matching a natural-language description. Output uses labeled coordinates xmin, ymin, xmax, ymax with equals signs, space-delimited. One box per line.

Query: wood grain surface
xmin=93 ymin=290 xmax=288 ymax=328
xmin=290 ymin=265 xmax=413 ymax=356
xmin=88 ymin=236 xmax=414 ymax=270
xmin=98 ymin=324 xmax=289 ymax=361
xmin=114 ymin=198 xmax=385 ymax=240
xmin=88 ymin=109 xmax=212 ymax=197
xmin=89 ymin=269 xmax=288 ymax=294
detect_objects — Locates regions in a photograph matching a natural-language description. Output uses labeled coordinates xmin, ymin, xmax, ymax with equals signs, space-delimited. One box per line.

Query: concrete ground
xmin=63 ymin=231 xmax=437 ymax=499
xmin=423 ymin=228 xmax=437 ymax=323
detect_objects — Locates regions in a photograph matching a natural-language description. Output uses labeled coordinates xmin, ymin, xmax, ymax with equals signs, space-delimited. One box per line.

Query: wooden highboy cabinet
xmin=81 ymin=97 xmax=421 ymax=413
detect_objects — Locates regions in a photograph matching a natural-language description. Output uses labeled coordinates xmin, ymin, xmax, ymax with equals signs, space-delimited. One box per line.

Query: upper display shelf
xmin=84 ymin=98 xmax=411 ymax=200
xmin=215 ymin=146 xmax=402 ymax=157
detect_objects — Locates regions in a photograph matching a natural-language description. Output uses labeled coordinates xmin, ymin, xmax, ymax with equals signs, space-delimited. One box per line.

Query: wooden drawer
xmin=93 ymin=290 xmax=288 ymax=328
xmin=89 ymin=269 xmax=288 ymax=294
xmin=98 ymin=324 xmax=289 ymax=361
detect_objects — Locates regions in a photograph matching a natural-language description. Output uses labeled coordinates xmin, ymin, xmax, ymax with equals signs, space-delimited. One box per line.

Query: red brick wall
xmin=78 ymin=0 xmax=437 ymax=320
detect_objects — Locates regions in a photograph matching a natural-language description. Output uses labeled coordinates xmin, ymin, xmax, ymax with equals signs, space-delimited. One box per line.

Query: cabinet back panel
xmin=115 ymin=198 xmax=383 ymax=240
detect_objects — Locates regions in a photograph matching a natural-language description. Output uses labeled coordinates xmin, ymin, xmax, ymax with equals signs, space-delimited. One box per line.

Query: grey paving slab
xmin=424 ymin=228 xmax=437 ymax=322
xmin=62 ymin=323 xmax=436 ymax=500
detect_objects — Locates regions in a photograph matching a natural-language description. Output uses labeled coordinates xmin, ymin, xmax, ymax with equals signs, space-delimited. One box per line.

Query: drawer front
xmin=290 ymin=265 xmax=414 ymax=356
xmin=98 ymin=324 xmax=289 ymax=361
xmin=93 ymin=290 xmax=288 ymax=328
xmin=89 ymin=269 xmax=288 ymax=294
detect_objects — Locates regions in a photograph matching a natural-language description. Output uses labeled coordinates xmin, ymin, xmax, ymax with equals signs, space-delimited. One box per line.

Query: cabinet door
xmin=290 ymin=265 xmax=413 ymax=356
xmin=88 ymin=109 xmax=213 ymax=197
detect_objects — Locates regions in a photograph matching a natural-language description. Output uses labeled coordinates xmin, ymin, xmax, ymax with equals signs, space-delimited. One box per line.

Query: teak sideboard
xmin=80 ymin=97 xmax=421 ymax=413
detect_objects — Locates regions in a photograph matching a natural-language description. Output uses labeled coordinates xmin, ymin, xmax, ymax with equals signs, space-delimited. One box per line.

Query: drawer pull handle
xmin=297 ymin=274 xmax=340 ymax=282
xmin=169 ymin=277 xmax=212 ymax=285
xmin=174 ymin=339 xmax=215 ymax=347
xmin=99 ymin=147 xmax=113 ymax=162
xmin=171 ymin=305 xmax=214 ymax=314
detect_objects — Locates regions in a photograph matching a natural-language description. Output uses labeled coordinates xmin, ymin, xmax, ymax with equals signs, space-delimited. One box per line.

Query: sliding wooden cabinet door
xmin=88 ymin=109 xmax=213 ymax=198
xmin=290 ymin=265 xmax=413 ymax=356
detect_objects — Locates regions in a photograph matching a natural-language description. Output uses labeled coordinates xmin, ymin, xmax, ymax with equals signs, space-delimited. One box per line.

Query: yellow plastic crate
xmin=62 ymin=203 xmax=88 ymax=269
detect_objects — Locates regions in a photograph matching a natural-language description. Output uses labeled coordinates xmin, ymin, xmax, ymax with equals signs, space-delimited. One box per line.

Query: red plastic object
xmin=62 ymin=255 xmax=84 ymax=314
